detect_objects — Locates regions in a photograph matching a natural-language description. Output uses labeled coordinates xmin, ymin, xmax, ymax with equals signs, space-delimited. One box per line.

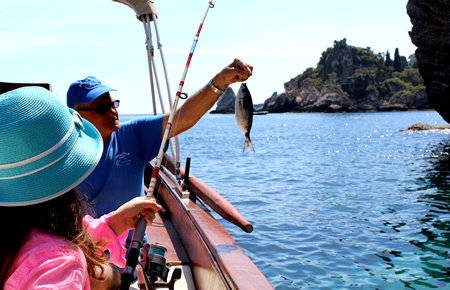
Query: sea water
xmin=121 ymin=111 xmax=449 ymax=289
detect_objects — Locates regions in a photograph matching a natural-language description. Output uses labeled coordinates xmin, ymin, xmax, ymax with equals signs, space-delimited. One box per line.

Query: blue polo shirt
xmin=77 ymin=115 xmax=163 ymax=216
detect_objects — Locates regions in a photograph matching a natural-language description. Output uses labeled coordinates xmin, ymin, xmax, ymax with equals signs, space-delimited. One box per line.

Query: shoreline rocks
xmin=399 ymin=123 xmax=450 ymax=131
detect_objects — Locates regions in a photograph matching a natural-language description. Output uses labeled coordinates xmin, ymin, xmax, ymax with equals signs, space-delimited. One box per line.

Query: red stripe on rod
xmin=196 ymin=23 xmax=203 ymax=35
xmin=151 ymin=166 xmax=160 ymax=179
xmin=186 ymin=56 xmax=193 ymax=67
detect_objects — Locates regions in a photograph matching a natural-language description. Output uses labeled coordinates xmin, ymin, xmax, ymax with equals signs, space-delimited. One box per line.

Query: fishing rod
xmin=120 ymin=1 xmax=216 ymax=288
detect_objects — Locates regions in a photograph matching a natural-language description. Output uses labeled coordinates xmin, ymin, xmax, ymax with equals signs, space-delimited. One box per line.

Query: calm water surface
xmin=123 ymin=111 xmax=449 ymax=289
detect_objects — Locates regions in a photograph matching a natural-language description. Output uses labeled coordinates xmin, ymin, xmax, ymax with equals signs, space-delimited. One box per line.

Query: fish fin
xmin=243 ymin=136 xmax=255 ymax=152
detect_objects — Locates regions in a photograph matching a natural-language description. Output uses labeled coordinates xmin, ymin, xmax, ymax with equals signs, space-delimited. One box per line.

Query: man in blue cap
xmin=67 ymin=58 xmax=253 ymax=217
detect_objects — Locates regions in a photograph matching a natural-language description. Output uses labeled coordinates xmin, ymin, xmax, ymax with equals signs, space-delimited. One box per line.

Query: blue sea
xmin=122 ymin=111 xmax=449 ymax=289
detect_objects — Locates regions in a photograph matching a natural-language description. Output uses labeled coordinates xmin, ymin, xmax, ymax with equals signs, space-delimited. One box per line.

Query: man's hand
xmin=211 ymin=58 xmax=253 ymax=90
xmin=165 ymin=58 xmax=253 ymax=138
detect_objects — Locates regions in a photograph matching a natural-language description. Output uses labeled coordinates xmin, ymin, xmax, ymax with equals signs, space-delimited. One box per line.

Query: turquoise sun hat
xmin=0 ymin=86 xmax=103 ymax=206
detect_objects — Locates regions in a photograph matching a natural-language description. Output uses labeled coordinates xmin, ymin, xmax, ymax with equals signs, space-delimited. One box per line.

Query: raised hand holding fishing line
xmin=168 ymin=58 xmax=253 ymax=137
xmin=210 ymin=58 xmax=253 ymax=91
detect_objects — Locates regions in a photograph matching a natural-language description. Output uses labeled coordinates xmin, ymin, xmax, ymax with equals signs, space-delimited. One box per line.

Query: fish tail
xmin=243 ymin=136 xmax=255 ymax=152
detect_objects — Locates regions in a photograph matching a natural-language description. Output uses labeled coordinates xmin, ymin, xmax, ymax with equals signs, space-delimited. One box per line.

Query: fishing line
xmin=120 ymin=1 xmax=216 ymax=288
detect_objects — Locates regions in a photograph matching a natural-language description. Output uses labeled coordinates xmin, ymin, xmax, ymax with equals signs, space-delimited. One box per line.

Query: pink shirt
xmin=4 ymin=214 xmax=128 ymax=290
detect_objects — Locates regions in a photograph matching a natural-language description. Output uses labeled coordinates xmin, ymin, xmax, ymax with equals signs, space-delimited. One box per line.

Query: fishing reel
xmin=141 ymin=243 xmax=170 ymax=282
xmin=136 ymin=243 xmax=181 ymax=290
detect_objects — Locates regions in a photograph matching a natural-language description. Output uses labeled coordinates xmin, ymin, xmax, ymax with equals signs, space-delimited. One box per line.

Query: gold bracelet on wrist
xmin=208 ymin=79 xmax=225 ymax=95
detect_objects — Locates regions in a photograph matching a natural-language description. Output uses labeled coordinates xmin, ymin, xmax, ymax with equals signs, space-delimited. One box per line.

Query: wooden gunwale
xmin=149 ymin=163 xmax=230 ymax=289
xmin=148 ymin=160 xmax=273 ymax=289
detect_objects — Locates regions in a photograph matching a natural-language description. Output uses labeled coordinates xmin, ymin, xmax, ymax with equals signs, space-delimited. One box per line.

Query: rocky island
xmin=212 ymin=39 xmax=429 ymax=114
xmin=263 ymin=38 xmax=429 ymax=113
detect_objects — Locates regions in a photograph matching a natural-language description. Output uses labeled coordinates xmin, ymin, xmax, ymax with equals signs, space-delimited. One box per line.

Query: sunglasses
xmin=77 ymin=100 xmax=120 ymax=114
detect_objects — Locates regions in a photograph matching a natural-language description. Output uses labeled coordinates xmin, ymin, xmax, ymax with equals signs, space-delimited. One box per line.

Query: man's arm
xmin=163 ymin=58 xmax=253 ymax=138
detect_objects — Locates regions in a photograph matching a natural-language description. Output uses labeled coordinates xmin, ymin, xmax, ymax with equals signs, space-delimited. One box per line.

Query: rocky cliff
xmin=262 ymin=38 xmax=430 ymax=113
xmin=407 ymin=0 xmax=450 ymax=123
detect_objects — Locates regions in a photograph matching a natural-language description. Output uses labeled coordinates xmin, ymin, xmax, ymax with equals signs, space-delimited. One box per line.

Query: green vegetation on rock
xmin=263 ymin=38 xmax=429 ymax=113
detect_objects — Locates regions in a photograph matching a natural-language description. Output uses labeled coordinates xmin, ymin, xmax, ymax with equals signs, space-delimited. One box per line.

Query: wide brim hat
xmin=0 ymin=86 xmax=103 ymax=206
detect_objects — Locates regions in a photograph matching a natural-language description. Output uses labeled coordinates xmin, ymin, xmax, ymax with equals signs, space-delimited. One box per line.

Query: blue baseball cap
xmin=66 ymin=76 xmax=116 ymax=108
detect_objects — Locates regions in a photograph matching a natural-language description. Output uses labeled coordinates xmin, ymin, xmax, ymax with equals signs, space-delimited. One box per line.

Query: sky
xmin=0 ymin=0 xmax=417 ymax=114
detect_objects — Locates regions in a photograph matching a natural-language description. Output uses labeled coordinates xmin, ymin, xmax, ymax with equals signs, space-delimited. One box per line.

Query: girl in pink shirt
xmin=0 ymin=87 xmax=161 ymax=289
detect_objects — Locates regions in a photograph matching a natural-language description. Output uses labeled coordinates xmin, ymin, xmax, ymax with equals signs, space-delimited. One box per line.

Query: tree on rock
xmin=385 ymin=50 xmax=392 ymax=67
xmin=393 ymin=48 xmax=407 ymax=72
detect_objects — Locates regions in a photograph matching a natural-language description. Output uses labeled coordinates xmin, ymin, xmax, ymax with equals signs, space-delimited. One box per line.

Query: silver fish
xmin=235 ymin=83 xmax=255 ymax=152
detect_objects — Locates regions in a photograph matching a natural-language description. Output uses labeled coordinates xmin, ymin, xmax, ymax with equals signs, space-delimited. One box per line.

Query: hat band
xmin=0 ymin=134 xmax=79 ymax=180
xmin=0 ymin=112 xmax=83 ymax=180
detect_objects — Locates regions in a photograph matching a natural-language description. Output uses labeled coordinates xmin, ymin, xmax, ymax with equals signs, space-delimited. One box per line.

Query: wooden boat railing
xmin=146 ymin=156 xmax=273 ymax=289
